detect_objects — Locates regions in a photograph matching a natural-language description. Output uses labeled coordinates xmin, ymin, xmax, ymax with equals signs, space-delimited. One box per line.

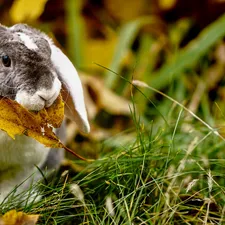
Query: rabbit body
xmin=0 ymin=24 xmax=89 ymax=203
xmin=0 ymin=132 xmax=49 ymax=202
xmin=0 ymin=132 xmax=48 ymax=172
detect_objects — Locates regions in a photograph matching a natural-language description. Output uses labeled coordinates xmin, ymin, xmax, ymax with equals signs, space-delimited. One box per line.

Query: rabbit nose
xmin=37 ymin=77 xmax=61 ymax=107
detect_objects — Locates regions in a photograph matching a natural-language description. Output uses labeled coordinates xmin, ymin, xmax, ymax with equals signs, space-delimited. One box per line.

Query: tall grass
xmin=1 ymin=86 xmax=225 ymax=224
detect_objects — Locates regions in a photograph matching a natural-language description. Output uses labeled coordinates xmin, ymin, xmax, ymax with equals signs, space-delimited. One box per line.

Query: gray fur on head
xmin=0 ymin=23 xmax=90 ymax=133
xmin=0 ymin=23 xmax=62 ymax=112
xmin=0 ymin=24 xmax=56 ymax=101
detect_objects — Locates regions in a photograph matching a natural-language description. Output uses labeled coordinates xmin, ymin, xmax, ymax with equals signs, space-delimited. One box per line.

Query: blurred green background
xmin=1 ymin=0 xmax=225 ymax=158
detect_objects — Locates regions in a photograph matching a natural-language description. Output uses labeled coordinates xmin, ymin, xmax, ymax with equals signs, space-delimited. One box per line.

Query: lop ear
xmin=50 ymin=45 xmax=90 ymax=133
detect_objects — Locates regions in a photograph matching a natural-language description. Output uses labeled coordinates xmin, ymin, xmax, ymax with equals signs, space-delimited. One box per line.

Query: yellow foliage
xmin=0 ymin=210 xmax=39 ymax=225
xmin=0 ymin=95 xmax=88 ymax=161
xmin=10 ymin=0 xmax=48 ymax=23
xmin=0 ymin=95 xmax=64 ymax=142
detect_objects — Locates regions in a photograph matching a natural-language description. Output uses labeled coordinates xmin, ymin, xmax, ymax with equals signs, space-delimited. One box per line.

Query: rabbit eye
xmin=2 ymin=55 xmax=11 ymax=67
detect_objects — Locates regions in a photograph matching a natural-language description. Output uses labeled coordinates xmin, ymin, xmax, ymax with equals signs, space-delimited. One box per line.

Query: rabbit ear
xmin=50 ymin=45 xmax=90 ymax=133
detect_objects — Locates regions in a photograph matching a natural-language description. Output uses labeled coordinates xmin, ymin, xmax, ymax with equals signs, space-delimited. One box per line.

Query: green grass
xmin=1 ymin=94 xmax=225 ymax=224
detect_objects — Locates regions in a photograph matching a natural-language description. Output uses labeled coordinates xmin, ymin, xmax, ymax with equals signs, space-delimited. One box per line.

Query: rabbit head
xmin=0 ymin=24 xmax=90 ymax=133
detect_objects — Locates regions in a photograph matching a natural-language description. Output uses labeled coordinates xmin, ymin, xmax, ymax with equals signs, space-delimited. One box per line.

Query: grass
xmin=1 ymin=89 xmax=225 ymax=224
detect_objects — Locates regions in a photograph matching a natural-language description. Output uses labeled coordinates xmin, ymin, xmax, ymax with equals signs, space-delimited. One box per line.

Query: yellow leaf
xmin=10 ymin=0 xmax=48 ymax=23
xmin=0 ymin=95 xmax=64 ymax=140
xmin=0 ymin=210 xmax=39 ymax=225
xmin=0 ymin=95 xmax=89 ymax=161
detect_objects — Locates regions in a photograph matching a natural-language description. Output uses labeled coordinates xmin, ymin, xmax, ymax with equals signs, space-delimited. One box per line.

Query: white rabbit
xmin=0 ymin=24 xmax=90 ymax=203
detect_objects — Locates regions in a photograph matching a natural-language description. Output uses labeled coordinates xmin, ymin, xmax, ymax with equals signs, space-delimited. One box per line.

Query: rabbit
xmin=0 ymin=24 xmax=90 ymax=203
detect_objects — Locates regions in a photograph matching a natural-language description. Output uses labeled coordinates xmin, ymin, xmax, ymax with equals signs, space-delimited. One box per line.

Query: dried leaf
xmin=81 ymin=75 xmax=131 ymax=116
xmin=0 ymin=95 xmax=89 ymax=161
xmin=42 ymin=95 xmax=65 ymax=128
xmin=10 ymin=0 xmax=48 ymax=23
xmin=0 ymin=95 xmax=64 ymax=141
xmin=0 ymin=210 xmax=39 ymax=225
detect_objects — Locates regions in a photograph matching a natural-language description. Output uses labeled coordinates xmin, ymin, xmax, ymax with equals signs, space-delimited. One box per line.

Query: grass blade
xmin=105 ymin=16 xmax=158 ymax=88
xmin=150 ymin=13 xmax=225 ymax=90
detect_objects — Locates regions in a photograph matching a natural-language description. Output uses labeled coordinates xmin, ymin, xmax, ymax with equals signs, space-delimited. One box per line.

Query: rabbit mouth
xmin=15 ymin=77 xmax=61 ymax=111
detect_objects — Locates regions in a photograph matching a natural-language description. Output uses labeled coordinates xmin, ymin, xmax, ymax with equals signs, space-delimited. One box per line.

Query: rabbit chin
xmin=15 ymin=77 xmax=62 ymax=111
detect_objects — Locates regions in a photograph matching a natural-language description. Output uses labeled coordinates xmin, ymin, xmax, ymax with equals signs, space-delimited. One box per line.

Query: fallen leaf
xmin=0 ymin=95 xmax=90 ymax=161
xmin=81 ymin=75 xmax=132 ymax=116
xmin=0 ymin=210 xmax=39 ymax=225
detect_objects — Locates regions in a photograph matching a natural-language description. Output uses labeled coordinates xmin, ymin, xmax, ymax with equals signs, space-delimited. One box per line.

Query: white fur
xmin=16 ymin=32 xmax=38 ymax=50
xmin=37 ymin=76 xmax=62 ymax=107
xmin=15 ymin=77 xmax=61 ymax=111
xmin=0 ymin=130 xmax=50 ymax=202
xmin=50 ymin=45 xmax=90 ymax=133
xmin=16 ymin=91 xmax=45 ymax=111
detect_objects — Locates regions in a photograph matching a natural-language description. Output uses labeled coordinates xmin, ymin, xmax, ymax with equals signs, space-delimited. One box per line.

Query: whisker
xmin=2 ymin=93 xmax=16 ymax=97
xmin=0 ymin=80 xmax=18 ymax=89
